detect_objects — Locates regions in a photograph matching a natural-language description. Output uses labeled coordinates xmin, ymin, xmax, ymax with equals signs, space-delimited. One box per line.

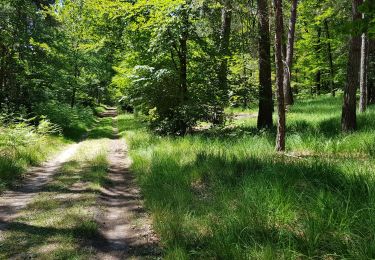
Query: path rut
xmin=94 ymin=110 xmax=160 ymax=259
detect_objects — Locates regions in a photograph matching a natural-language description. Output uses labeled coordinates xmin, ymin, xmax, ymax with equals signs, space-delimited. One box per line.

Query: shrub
xmin=35 ymin=101 xmax=95 ymax=139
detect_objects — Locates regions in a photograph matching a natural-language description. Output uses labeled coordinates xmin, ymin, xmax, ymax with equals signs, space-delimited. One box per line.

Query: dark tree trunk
xmin=315 ymin=26 xmax=322 ymax=95
xmin=176 ymin=3 xmax=189 ymax=134
xmin=341 ymin=0 xmax=363 ymax=132
xmin=213 ymin=0 xmax=232 ymax=124
xmin=71 ymin=61 xmax=79 ymax=108
xmin=274 ymin=0 xmax=286 ymax=151
xmin=257 ymin=0 xmax=273 ymax=129
xmin=283 ymin=0 xmax=298 ymax=105
xmin=324 ymin=20 xmax=336 ymax=96
xmin=179 ymin=6 xmax=188 ymax=103
xmin=369 ymin=39 xmax=375 ymax=104
xmin=369 ymin=80 xmax=375 ymax=105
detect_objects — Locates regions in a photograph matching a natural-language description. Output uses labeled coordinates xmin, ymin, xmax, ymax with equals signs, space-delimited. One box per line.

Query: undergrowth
xmin=119 ymin=95 xmax=375 ymax=259
xmin=0 ymin=115 xmax=67 ymax=192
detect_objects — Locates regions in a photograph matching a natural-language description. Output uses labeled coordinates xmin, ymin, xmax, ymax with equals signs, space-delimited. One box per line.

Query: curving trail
xmin=0 ymin=109 xmax=160 ymax=259
xmin=0 ymin=143 xmax=80 ymax=234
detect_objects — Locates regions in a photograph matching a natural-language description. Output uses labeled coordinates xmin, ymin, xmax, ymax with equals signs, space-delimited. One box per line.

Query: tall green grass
xmin=119 ymin=95 xmax=375 ymax=259
xmin=0 ymin=102 xmax=99 ymax=192
xmin=0 ymin=117 xmax=67 ymax=192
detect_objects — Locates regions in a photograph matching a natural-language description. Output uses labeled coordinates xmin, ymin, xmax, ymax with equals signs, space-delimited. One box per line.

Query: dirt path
xmin=93 ymin=111 xmax=160 ymax=259
xmin=0 ymin=143 xmax=80 ymax=230
xmin=0 ymin=111 xmax=159 ymax=258
xmin=94 ymin=138 xmax=159 ymax=259
xmin=233 ymin=113 xmax=257 ymax=120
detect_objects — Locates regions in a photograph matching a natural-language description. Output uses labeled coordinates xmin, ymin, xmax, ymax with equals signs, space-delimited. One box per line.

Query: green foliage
xmin=121 ymin=97 xmax=375 ymax=259
xmin=0 ymin=115 xmax=65 ymax=191
xmin=35 ymin=102 xmax=95 ymax=140
xmin=294 ymin=0 xmax=350 ymax=94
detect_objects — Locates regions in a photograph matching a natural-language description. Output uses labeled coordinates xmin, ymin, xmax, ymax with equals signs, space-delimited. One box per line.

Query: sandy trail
xmin=0 ymin=111 xmax=159 ymax=259
xmin=93 ymin=112 xmax=159 ymax=259
xmin=0 ymin=143 xmax=80 ymax=231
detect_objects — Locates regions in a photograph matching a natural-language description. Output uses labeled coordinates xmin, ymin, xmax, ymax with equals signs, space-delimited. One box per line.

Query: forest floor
xmin=0 ymin=109 xmax=159 ymax=259
xmin=120 ymin=95 xmax=375 ymax=259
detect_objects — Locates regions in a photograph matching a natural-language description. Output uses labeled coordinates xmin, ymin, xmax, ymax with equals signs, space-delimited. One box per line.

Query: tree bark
xmin=176 ymin=2 xmax=189 ymax=134
xmin=359 ymin=14 xmax=368 ymax=113
xmin=274 ymin=0 xmax=286 ymax=151
xmin=218 ymin=0 xmax=232 ymax=102
xmin=341 ymin=0 xmax=363 ymax=132
xmin=324 ymin=20 xmax=336 ymax=96
xmin=214 ymin=0 xmax=232 ymax=124
xmin=257 ymin=0 xmax=273 ymax=129
xmin=283 ymin=0 xmax=298 ymax=105
xmin=368 ymin=39 xmax=375 ymax=104
xmin=179 ymin=4 xmax=189 ymax=104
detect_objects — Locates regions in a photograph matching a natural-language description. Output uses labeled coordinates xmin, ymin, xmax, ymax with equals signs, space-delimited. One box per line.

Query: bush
xmin=122 ymin=66 xmax=218 ymax=135
xmin=35 ymin=102 xmax=95 ymax=139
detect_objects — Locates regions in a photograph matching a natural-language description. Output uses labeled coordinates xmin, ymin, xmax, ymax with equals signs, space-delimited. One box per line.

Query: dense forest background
xmin=1 ymin=0 xmax=374 ymax=139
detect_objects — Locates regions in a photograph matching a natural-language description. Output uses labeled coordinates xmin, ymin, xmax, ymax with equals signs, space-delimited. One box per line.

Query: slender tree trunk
xmin=0 ymin=45 xmax=5 ymax=108
xmin=274 ymin=0 xmax=286 ymax=151
xmin=218 ymin=0 xmax=232 ymax=101
xmin=214 ymin=0 xmax=232 ymax=124
xmin=71 ymin=58 xmax=79 ymax=108
xmin=342 ymin=0 xmax=363 ymax=132
xmin=176 ymin=3 xmax=189 ymax=134
xmin=179 ymin=6 xmax=188 ymax=103
xmin=324 ymin=20 xmax=336 ymax=97
xmin=283 ymin=0 xmax=298 ymax=105
xmin=257 ymin=0 xmax=273 ymax=129
xmin=315 ymin=26 xmax=322 ymax=95
xmin=359 ymin=9 xmax=368 ymax=113
xmin=369 ymin=80 xmax=375 ymax=105
xmin=368 ymin=40 xmax=375 ymax=104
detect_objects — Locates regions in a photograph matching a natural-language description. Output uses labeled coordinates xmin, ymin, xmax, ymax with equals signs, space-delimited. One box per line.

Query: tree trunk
xmin=257 ymin=0 xmax=273 ymax=129
xmin=214 ymin=0 xmax=232 ymax=124
xmin=283 ymin=0 xmax=298 ymax=105
xmin=274 ymin=0 xmax=286 ymax=151
xmin=177 ymin=3 xmax=189 ymax=133
xmin=359 ymin=14 xmax=368 ymax=113
xmin=315 ymin=26 xmax=322 ymax=95
xmin=341 ymin=0 xmax=363 ymax=132
xmin=368 ymin=39 xmax=375 ymax=104
xmin=218 ymin=0 xmax=232 ymax=101
xmin=324 ymin=20 xmax=336 ymax=96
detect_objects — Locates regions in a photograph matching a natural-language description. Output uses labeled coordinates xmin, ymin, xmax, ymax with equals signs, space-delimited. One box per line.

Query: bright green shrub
xmin=35 ymin=102 xmax=95 ymax=139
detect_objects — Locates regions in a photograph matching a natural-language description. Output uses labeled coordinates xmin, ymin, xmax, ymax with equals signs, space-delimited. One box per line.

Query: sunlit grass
xmin=0 ymin=139 xmax=110 ymax=259
xmin=119 ymin=95 xmax=375 ymax=259
xmin=0 ymin=134 xmax=68 ymax=192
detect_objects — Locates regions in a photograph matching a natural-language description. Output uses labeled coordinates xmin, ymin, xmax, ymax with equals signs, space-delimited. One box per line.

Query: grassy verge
xmin=0 ymin=104 xmax=102 ymax=193
xmin=118 ymin=95 xmax=375 ymax=259
xmin=0 ymin=125 xmax=69 ymax=193
xmin=0 ymin=139 xmax=110 ymax=259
